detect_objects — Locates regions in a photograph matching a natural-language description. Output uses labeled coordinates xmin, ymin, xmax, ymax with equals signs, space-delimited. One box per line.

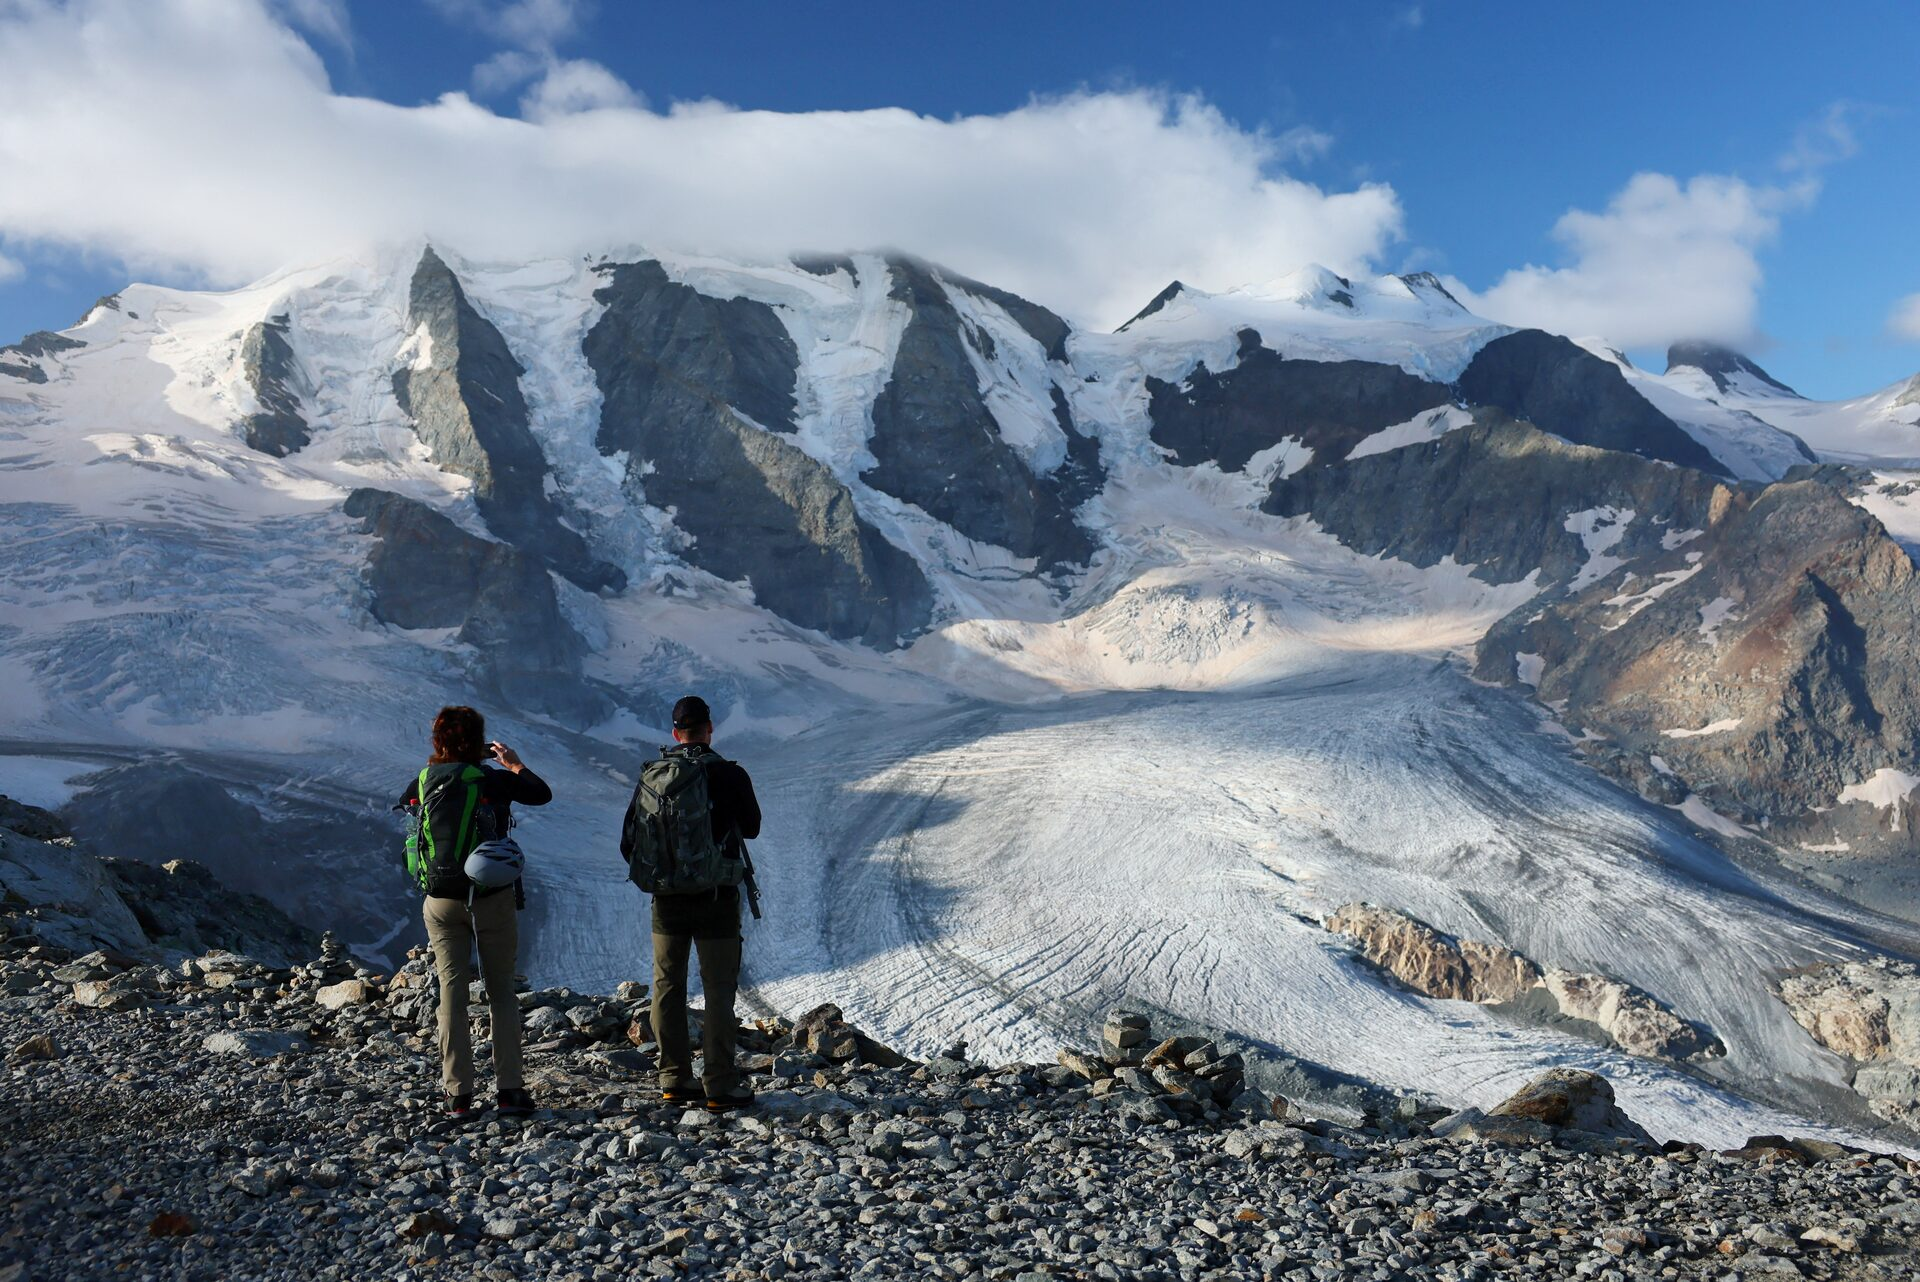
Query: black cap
xmin=671 ymin=695 xmax=712 ymax=730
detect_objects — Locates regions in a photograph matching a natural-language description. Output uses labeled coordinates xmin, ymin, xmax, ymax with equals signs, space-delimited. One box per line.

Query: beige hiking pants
xmin=423 ymin=891 xmax=523 ymax=1097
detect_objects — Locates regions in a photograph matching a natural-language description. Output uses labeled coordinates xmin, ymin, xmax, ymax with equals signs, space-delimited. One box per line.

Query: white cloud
xmin=0 ymin=0 xmax=1403 ymax=329
xmin=428 ymin=0 xmax=587 ymax=52
xmin=471 ymin=49 xmax=543 ymax=97
xmin=1890 ymin=293 xmax=1920 ymax=343
xmin=0 ymin=251 xmax=23 ymax=284
xmin=1778 ymin=101 xmax=1863 ymax=177
xmin=1391 ymin=6 xmax=1425 ymax=32
xmin=270 ymin=0 xmax=352 ymax=51
xmin=1450 ymin=173 xmax=1787 ymax=348
xmin=519 ymin=57 xmax=644 ymax=120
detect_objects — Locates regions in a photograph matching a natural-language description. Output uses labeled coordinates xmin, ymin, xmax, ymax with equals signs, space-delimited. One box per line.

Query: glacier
xmin=4 ymin=244 xmax=1920 ymax=1149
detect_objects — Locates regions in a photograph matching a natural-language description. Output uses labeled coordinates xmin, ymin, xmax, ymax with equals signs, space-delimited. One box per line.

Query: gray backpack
xmin=620 ymin=747 xmax=743 ymax=896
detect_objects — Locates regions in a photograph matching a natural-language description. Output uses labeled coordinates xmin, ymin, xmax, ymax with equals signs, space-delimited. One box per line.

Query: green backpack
xmin=404 ymin=764 xmax=497 ymax=894
xmin=620 ymin=747 xmax=742 ymax=896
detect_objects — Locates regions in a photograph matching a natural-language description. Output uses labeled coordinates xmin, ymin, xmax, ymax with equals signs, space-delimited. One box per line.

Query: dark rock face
xmin=792 ymin=253 xmax=859 ymax=284
xmin=934 ymin=264 xmax=1073 ymax=363
xmin=1476 ymin=475 xmax=1920 ymax=850
xmin=1666 ymin=342 xmax=1801 ymax=397
xmin=236 ymin=317 xmax=310 ymax=457
xmin=863 ymin=258 xmax=1095 ymax=568
xmin=1 ymin=330 xmax=83 ymax=383
xmin=59 ymin=762 xmax=389 ymax=960
xmin=1266 ymin=415 xmax=1733 ymax=587
xmin=103 ymin=856 xmax=321 ymax=965
xmin=0 ymin=795 xmax=68 ymax=843
xmin=1457 ymin=330 xmax=1729 ymax=476
xmin=342 ymin=487 xmax=605 ymax=722
xmin=1149 ymin=329 xmax=1451 ymax=473
xmin=1118 ymin=280 xmax=1186 ymax=332
xmin=585 ymin=261 xmax=933 ymax=648
xmin=1397 ymin=271 xmax=1466 ymax=309
xmin=1049 ymin=386 xmax=1107 ymax=512
xmin=393 ymin=248 xmax=624 ymax=594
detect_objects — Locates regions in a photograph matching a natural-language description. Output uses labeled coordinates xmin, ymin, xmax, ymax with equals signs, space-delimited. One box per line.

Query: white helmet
xmin=464 ymin=837 xmax=524 ymax=888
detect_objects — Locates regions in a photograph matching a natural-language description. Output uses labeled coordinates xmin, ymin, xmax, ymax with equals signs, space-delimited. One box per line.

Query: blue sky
xmin=2 ymin=0 xmax=1917 ymax=398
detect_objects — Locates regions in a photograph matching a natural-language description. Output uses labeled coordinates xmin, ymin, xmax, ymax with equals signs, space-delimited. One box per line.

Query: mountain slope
xmin=5 ymin=245 xmax=1920 ymax=1146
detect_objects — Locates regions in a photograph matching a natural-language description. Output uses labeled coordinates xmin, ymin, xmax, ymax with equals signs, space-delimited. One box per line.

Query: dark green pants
xmin=650 ymin=931 xmax=741 ymax=1095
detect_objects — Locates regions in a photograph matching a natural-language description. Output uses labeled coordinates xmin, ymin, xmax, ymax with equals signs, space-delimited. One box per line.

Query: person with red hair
xmin=397 ymin=705 xmax=552 ymax=1122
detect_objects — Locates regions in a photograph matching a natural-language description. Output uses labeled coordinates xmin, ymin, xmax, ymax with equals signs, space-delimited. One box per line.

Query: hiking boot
xmin=705 ymin=1085 xmax=755 ymax=1113
xmin=659 ymin=1085 xmax=699 ymax=1105
xmin=447 ymin=1092 xmax=477 ymax=1119
xmin=498 ymin=1088 xmax=535 ymax=1117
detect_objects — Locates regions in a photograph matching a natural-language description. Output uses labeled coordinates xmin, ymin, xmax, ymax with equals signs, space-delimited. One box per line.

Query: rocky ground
xmin=5 ymin=922 xmax=1920 ymax=1282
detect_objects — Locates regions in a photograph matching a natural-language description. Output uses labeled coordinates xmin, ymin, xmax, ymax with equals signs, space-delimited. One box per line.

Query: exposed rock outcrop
xmin=0 ymin=329 xmax=84 ymax=383
xmin=1268 ymin=415 xmax=1733 ymax=588
xmin=1776 ymin=959 xmax=1920 ymax=1129
xmin=1476 ymin=470 xmax=1920 ymax=860
xmin=586 ymin=260 xmax=933 ymax=647
xmin=1330 ymin=903 xmax=1717 ymax=1061
xmin=1148 ymin=329 xmax=1452 ymax=472
xmin=55 ymin=763 xmax=393 ymax=960
xmin=0 ymin=793 xmax=317 ymax=965
xmin=0 ymin=825 xmax=149 ymax=957
xmin=1543 ymin=970 xmax=1713 ymax=1060
xmin=862 ymin=258 xmax=1095 ymax=568
xmin=1456 ymin=330 xmax=1729 ymax=475
xmin=1435 ymin=1068 xmax=1656 ymax=1149
xmin=394 ymin=248 xmax=623 ymax=593
xmin=343 ymin=486 xmax=607 ymax=723
xmin=1327 ymin=902 xmax=1540 ymax=1004
xmin=236 ymin=315 xmax=311 ymax=456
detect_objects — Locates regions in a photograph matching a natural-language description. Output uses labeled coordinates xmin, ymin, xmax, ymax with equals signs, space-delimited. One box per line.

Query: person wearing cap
xmin=649 ymin=695 xmax=762 ymax=1109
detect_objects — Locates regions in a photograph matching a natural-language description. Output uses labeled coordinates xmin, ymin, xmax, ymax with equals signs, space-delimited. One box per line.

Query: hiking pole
xmin=740 ymin=842 xmax=763 ymax=921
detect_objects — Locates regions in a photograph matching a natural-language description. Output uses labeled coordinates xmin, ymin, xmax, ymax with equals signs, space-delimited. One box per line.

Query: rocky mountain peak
xmin=1117 ymin=279 xmax=1187 ymax=331
xmin=1396 ymin=270 xmax=1467 ymax=310
xmin=1665 ymin=341 xmax=1802 ymax=398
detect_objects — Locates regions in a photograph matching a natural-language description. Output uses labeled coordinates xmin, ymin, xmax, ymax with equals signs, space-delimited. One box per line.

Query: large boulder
xmin=1544 ymin=970 xmax=1713 ymax=1060
xmin=1330 ymin=902 xmax=1713 ymax=1059
xmin=1435 ymin=1069 xmax=1655 ymax=1148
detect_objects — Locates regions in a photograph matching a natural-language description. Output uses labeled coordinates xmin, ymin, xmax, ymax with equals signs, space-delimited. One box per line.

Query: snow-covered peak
xmin=1664 ymin=342 xmax=1801 ymax=400
xmin=1093 ymin=264 xmax=1509 ymax=383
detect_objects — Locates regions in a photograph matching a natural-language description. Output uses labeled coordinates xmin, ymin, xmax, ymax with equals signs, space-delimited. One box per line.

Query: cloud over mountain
xmin=0 ymin=0 xmax=1402 ymax=330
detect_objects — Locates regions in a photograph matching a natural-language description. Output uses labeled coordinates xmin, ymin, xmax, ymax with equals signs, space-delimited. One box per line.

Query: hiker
xmin=397 ymin=705 xmax=552 ymax=1122
xmin=621 ymin=695 xmax=762 ymax=1111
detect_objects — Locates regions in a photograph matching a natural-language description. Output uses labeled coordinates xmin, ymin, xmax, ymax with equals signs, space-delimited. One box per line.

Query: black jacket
xmin=648 ymin=743 xmax=761 ymax=938
xmin=398 ymin=763 xmax=552 ymax=900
